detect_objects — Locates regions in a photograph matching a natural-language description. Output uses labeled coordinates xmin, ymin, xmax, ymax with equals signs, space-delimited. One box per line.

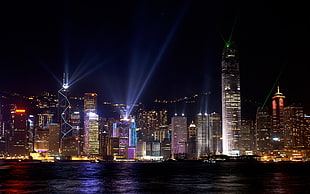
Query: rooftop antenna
xmin=62 ymin=72 xmax=69 ymax=89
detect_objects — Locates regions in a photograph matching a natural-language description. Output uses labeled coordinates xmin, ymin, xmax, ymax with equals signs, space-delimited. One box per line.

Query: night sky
xmin=0 ymin=1 xmax=309 ymax=118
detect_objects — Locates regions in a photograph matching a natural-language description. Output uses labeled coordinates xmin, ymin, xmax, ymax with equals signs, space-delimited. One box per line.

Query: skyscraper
xmin=255 ymin=107 xmax=272 ymax=155
xmin=196 ymin=113 xmax=208 ymax=158
xmin=48 ymin=123 xmax=60 ymax=155
xmin=221 ymin=42 xmax=242 ymax=156
xmin=171 ymin=116 xmax=187 ymax=159
xmin=271 ymin=86 xmax=285 ymax=151
xmin=9 ymin=109 xmax=29 ymax=156
xmin=210 ymin=112 xmax=222 ymax=154
xmin=58 ymin=73 xmax=73 ymax=155
xmin=83 ymin=93 xmax=99 ymax=156
xmin=112 ymin=118 xmax=137 ymax=159
xmin=187 ymin=121 xmax=197 ymax=159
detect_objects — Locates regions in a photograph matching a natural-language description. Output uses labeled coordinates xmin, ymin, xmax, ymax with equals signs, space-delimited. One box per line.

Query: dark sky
xmin=0 ymin=1 xmax=309 ymax=118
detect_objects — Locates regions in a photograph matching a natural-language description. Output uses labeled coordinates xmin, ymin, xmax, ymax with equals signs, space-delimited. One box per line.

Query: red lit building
xmin=271 ymin=86 xmax=285 ymax=150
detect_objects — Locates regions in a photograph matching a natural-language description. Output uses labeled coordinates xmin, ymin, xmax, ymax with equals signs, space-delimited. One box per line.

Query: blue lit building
xmin=112 ymin=118 xmax=137 ymax=159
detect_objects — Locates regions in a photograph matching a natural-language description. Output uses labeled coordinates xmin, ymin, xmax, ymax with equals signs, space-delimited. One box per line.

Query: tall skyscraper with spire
xmin=271 ymin=85 xmax=285 ymax=150
xmin=221 ymin=42 xmax=242 ymax=156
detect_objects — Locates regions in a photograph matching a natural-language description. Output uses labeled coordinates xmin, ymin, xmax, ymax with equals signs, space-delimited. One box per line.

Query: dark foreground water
xmin=0 ymin=161 xmax=310 ymax=193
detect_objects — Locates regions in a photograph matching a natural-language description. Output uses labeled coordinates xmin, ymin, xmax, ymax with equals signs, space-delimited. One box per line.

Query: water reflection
xmin=0 ymin=162 xmax=48 ymax=193
xmin=0 ymin=161 xmax=310 ymax=193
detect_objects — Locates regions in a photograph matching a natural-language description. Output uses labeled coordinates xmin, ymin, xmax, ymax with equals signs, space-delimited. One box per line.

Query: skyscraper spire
xmin=62 ymin=72 xmax=69 ymax=89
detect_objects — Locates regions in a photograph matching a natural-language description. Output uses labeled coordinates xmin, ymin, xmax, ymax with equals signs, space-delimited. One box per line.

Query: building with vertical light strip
xmin=112 ymin=118 xmax=137 ymax=160
xmin=221 ymin=42 xmax=242 ymax=156
xmin=83 ymin=93 xmax=99 ymax=156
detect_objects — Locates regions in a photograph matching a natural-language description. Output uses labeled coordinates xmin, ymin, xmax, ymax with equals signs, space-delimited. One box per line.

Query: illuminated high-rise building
xmin=112 ymin=118 xmax=137 ymax=159
xmin=187 ymin=121 xmax=197 ymax=159
xmin=171 ymin=116 xmax=187 ymax=159
xmin=195 ymin=112 xmax=220 ymax=157
xmin=135 ymin=109 xmax=168 ymax=142
xmin=255 ymin=107 xmax=272 ymax=155
xmin=84 ymin=112 xmax=99 ymax=156
xmin=58 ymin=73 xmax=73 ymax=154
xmin=48 ymin=123 xmax=60 ymax=155
xmin=210 ymin=112 xmax=222 ymax=154
xmin=283 ymin=106 xmax=305 ymax=150
xmin=9 ymin=109 xmax=29 ymax=156
xmin=83 ymin=93 xmax=99 ymax=156
xmin=34 ymin=127 xmax=49 ymax=152
xmin=196 ymin=113 xmax=209 ymax=158
xmin=221 ymin=42 xmax=242 ymax=156
xmin=271 ymin=86 xmax=285 ymax=150
xmin=241 ymin=119 xmax=255 ymax=154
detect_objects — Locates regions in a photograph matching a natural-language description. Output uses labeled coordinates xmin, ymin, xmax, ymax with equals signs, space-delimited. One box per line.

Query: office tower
xmin=241 ymin=119 xmax=255 ymax=154
xmin=70 ymin=111 xmax=82 ymax=155
xmin=37 ymin=113 xmax=54 ymax=127
xmin=70 ymin=96 xmax=84 ymax=155
xmin=84 ymin=93 xmax=98 ymax=113
xmin=152 ymin=125 xmax=170 ymax=145
xmin=171 ymin=116 xmax=187 ymax=159
xmin=137 ymin=141 xmax=146 ymax=158
xmin=196 ymin=113 xmax=209 ymax=158
xmin=99 ymin=130 xmax=109 ymax=159
xmin=34 ymin=127 xmax=49 ymax=152
xmin=255 ymin=107 xmax=272 ymax=155
xmin=221 ymin=42 xmax=242 ymax=156
xmin=271 ymin=86 xmax=285 ymax=149
xmin=160 ymin=124 xmax=172 ymax=160
xmin=210 ymin=112 xmax=222 ymax=154
xmin=48 ymin=123 xmax=60 ymax=155
xmin=187 ymin=121 xmax=197 ymax=159
xmin=112 ymin=118 xmax=137 ymax=159
xmin=83 ymin=93 xmax=99 ymax=156
xmin=58 ymin=73 xmax=73 ymax=154
xmin=283 ymin=106 xmax=306 ymax=150
xmin=135 ymin=109 xmax=168 ymax=141
xmin=9 ymin=109 xmax=29 ymax=156
xmin=107 ymin=137 xmax=120 ymax=159
xmin=146 ymin=141 xmax=160 ymax=156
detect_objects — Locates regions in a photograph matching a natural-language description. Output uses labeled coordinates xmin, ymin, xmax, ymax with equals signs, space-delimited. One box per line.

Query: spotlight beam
xmin=126 ymin=1 xmax=189 ymax=116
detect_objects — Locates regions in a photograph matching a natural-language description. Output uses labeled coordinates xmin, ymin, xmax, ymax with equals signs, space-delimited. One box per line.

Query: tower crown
xmin=273 ymin=85 xmax=285 ymax=99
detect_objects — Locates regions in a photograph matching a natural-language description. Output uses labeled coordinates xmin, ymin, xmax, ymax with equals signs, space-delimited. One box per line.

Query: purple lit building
xmin=112 ymin=118 xmax=137 ymax=159
xmin=171 ymin=116 xmax=187 ymax=159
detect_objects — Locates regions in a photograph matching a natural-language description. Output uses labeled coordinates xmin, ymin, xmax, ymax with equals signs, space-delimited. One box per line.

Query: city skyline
xmin=0 ymin=1 xmax=308 ymax=117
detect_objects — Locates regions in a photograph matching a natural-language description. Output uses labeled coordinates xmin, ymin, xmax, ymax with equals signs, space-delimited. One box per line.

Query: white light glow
xmin=63 ymin=83 xmax=69 ymax=89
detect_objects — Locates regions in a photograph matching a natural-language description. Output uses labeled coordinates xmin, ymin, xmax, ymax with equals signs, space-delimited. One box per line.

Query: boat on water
xmin=203 ymin=155 xmax=261 ymax=163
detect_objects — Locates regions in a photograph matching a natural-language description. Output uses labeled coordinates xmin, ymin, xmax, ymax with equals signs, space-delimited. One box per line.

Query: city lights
xmin=15 ymin=109 xmax=26 ymax=113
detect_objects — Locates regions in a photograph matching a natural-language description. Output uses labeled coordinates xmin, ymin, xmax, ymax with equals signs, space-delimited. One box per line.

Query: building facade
xmin=221 ymin=42 xmax=242 ymax=156
xmin=171 ymin=116 xmax=187 ymax=159
xmin=83 ymin=93 xmax=99 ymax=156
